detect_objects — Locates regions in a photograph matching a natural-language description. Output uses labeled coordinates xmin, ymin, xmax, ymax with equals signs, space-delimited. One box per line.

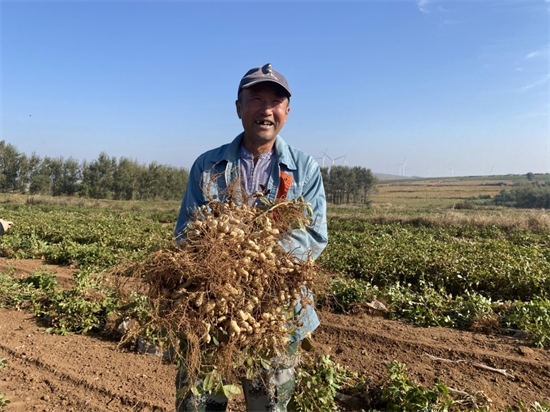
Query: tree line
xmin=320 ymin=165 xmax=378 ymax=205
xmin=0 ymin=141 xmax=189 ymax=200
xmin=1 ymin=141 xmax=379 ymax=204
xmin=493 ymin=180 xmax=550 ymax=209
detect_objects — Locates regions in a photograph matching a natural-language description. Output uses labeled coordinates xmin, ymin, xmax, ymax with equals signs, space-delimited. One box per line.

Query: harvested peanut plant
xmin=116 ymin=185 xmax=324 ymax=399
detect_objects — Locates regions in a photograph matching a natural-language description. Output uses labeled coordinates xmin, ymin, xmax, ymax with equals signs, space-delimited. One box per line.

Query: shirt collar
xmin=240 ymin=145 xmax=275 ymax=161
xmin=213 ymin=132 xmax=298 ymax=170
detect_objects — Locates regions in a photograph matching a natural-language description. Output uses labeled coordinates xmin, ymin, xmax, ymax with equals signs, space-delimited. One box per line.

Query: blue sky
xmin=1 ymin=0 xmax=549 ymax=177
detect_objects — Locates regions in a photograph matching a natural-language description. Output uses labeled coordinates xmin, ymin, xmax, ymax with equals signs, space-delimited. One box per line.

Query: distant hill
xmin=374 ymin=173 xmax=418 ymax=181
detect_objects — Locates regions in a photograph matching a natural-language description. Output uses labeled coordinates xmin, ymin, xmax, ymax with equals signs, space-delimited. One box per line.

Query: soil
xmin=1 ymin=259 xmax=549 ymax=412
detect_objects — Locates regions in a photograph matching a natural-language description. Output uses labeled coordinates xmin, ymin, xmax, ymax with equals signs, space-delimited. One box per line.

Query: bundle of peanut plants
xmin=118 ymin=185 xmax=324 ymax=398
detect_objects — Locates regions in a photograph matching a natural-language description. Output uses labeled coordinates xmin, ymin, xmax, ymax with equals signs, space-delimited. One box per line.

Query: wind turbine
xmin=332 ymin=154 xmax=346 ymax=165
xmin=325 ymin=152 xmax=335 ymax=166
xmin=343 ymin=155 xmax=349 ymax=166
xmin=448 ymin=165 xmax=458 ymax=177
xmin=315 ymin=149 xmax=330 ymax=167
xmin=395 ymin=155 xmax=408 ymax=177
xmin=323 ymin=149 xmax=347 ymax=168
xmin=338 ymin=153 xmax=349 ymax=166
xmin=314 ymin=156 xmax=324 ymax=167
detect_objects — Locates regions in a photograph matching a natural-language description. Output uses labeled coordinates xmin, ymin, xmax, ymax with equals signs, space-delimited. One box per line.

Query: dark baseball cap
xmin=237 ymin=63 xmax=291 ymax=98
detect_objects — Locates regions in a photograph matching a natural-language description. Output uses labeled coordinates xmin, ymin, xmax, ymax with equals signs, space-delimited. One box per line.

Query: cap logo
xmin=263 ymin=63 xmax=278 ymax=80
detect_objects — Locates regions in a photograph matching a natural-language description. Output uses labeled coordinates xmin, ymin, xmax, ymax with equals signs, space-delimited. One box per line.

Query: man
xmin=174 ymin=63 xmax=328 ymax=412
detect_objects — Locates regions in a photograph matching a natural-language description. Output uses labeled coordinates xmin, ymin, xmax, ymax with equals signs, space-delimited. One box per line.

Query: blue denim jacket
xmin=174 ymin=133 xmax=328 ymax=341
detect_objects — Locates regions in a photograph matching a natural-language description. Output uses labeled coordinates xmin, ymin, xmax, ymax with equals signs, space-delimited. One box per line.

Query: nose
xmin=259 ymin=100 xmax=274 ymax=115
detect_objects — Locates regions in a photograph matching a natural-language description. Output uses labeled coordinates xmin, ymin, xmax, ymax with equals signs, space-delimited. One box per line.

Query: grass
xmin=327 ymin=209 xmax=550 ymax=233
xmin=0 ymin=193 xmax=181 ymax=213
xmin=371 ymin=178 xmax=510 ymax=210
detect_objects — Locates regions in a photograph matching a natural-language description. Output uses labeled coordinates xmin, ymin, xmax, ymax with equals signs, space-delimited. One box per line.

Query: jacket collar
xmin=213 ymin=133 xmax=297 ymax=170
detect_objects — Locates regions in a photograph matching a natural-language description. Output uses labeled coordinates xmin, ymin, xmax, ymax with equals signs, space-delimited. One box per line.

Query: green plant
xmin=508 ymin=401 xmax=550 ymax=412
xmin=0 ymin=204 xmax=174 ymax=270
xmin=0 ymin=269 xmax=59 ymax=311
xmin=43 ymin=271 xmax=120 ymax=335
xmin=527 ymin=402 xmax=550 ymax=412
xmin=0 ymin=266 xmax=122 ymax=335
xmin=327 ymin=276 xmax=379 ymax=309
xmin=380 ymin=361 xmax=453 ymax=411
xmin=291 ymin=354 xmax=354 ymax=412
xmin=0 ymin=359 xmax=10 ymax=409
xmin=505 ymin=299 xmax=550 ymax=348
xmin=0 ymin=393 xmax=10 ymax=409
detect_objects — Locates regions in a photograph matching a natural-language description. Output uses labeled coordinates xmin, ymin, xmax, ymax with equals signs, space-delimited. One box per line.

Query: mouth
xmin=255 ymin=120 xmax=274 ymax=126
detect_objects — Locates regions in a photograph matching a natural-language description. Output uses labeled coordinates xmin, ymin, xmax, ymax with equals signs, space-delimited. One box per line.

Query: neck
xmin=241 ymin=136 xmax=276 ymax=160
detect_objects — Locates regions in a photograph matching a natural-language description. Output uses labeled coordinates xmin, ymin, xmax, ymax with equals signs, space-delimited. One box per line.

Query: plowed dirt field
xmin=1 ymin=259 xmax=549 ymax=411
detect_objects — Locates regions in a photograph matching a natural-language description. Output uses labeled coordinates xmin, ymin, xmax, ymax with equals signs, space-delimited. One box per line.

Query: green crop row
xmin=327 ymin=277 xmax=550 ymax=348
xmin=1 ymin=203 xmax=548 ymax=347
xmin=320 ymin=219 xmax=549 ymax=347
xmin=0 ymin=204 xmax=174 ymax=270
xmin=319 ymin=224 xmax=550 ymax=302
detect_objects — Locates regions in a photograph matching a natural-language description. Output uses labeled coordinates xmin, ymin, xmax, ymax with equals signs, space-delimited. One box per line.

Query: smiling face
xmin=236 ymin=82 xmax=290 ymax=154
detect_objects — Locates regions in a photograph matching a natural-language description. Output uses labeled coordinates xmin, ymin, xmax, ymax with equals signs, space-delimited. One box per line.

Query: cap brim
xmin=240 ymin=79 xmax=291 ymax=97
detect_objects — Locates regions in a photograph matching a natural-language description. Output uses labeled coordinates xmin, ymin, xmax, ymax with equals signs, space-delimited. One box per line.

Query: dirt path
xmin=1 ymin=259 xmax=549 ymax=411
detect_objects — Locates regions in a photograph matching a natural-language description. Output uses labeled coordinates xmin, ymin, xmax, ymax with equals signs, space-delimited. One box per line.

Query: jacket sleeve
xmin=174 ymin=156 xmax=208 ymax=244
xmin=286 ymin=159 xmax=328 ymax=262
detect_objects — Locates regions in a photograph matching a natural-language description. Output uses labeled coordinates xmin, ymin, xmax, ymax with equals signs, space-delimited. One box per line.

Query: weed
xmin=0 ymin=393 xmax=9 ymax=409
xmin=379 ymin=361 xmax=453 ymax=411
xmin=0 ymin=359 xmax=9 ymax=409
xmin=291 ymin=353 xmax=356 ymax=412
xmin=504 ymin=299 xmax=550 ymax=348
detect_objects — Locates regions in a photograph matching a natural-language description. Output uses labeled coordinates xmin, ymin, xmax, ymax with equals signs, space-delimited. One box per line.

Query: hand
xmin=0 ymin=219 xmax=13 ymax=235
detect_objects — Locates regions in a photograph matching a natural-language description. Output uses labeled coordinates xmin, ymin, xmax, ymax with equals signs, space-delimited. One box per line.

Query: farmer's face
xmin=236 ymin=83 xmax=290 ymax=147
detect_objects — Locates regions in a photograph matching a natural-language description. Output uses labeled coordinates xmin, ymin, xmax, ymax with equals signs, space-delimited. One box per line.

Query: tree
xmin=59 ymin=157 xmax=81 ymax=196
xmin=0 ymin=141 xmax=25 ymax=192
xmin=16 ymin=153 xmax=30 ymax=193
xmin=321 ymin=165 xmax=378 ymax=205
xmin=29 ymin=156 xmax=54 ymax=195
xmin=81 ymin=152 xmax=116 ymax=198
xmin=113 ymin=157 xmax=140 ymax=200
xmin=0 ymin=141 xmax=189 ymax=200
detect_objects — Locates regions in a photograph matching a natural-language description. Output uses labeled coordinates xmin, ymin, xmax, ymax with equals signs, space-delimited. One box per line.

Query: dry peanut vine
xmin=120 ymin=182 xmax=324 ymax=398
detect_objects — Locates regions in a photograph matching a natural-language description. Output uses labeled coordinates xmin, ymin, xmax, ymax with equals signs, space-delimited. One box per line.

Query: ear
xmin=235 ymin=99 xmax=242 ymax=119
xmin=282 ymin=104 xmax=290 ymax=122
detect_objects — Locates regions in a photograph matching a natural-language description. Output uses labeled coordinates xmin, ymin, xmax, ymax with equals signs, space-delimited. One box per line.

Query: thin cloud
xmin=525 ymin=48 xmax=549 ymax=59
xmin=418 ymin=0 xmax=431 ymax=14
xmin=419 ymin=1 xmax=457 ymax=20
xmin=516 ymin=74 xmax=550 ymax=92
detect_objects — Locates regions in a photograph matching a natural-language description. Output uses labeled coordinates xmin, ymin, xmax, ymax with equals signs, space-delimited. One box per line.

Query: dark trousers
xmin=176 ymin=341 xmax=300 ymax=412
